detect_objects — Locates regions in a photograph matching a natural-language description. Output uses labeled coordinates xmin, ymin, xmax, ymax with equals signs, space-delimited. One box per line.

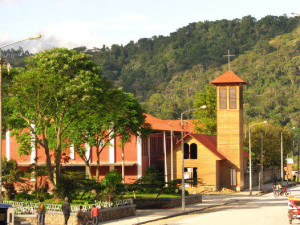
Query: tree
xmin=244 ymin=123 xmax=294 ymax=168
xmin=193 ymin=84 xmax=216 ymax=134
xmin=66 ymin=90 xmax=149 ymax=182
xmin=112 ymin=91 xmax=150 ymax=182
xmin=6 ymin=48 xmax=112 ymax=187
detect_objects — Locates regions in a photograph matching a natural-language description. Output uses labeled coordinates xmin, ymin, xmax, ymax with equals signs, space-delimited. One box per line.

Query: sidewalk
xmin=101 ymin=183 xmax=282 ymax=225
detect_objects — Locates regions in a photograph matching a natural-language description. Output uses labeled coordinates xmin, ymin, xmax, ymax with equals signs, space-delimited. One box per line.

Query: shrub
xmin=15 ymin=192 xmax=35 ymax=201
xmin=129 ymin=166 xmax=164 ymax=194
xmin=53 ymin=171 xmax=85 ymax=201
xmin=101 ymin=170 xmax=125 ymax=202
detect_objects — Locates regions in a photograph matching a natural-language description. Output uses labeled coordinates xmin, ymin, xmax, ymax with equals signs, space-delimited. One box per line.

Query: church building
xmin=1 ymin=70 xmax=248 ymax=191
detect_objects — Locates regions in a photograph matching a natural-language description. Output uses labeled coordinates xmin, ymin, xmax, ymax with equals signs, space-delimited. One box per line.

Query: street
xmin=145 ymin=186 xmax=300 ymax=225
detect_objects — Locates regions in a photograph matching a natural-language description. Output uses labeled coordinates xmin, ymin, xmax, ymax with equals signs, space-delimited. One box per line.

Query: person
xmin=273 ymin=174 xmax=277 ymax=186
xmin=90 ymin=205 xmax=99 ymax=225
xmin=38 ymin=197 xmax=46 ymax=225
xmin=62 ymin=197 xmax=71 ymax=225
xmin=77 ymin=206 xmax=86 ymax=225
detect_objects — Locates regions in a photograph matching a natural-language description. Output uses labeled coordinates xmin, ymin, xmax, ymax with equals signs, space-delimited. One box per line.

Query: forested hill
xmin=83 ymin=15 xmax=300 ymax=126
xmin=2 ymin=15 xmax=300 ymax=126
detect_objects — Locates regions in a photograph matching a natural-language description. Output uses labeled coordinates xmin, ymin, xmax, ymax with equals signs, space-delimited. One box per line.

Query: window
xmin=229 ymin=87 xmax=237 ymax=109
xmin=190 ymin=143 xmax=197 ymax=159
xmin=184 ymin=167 xmax=198 ymax=187
xmin=219 ymin=87 xmax=227 ymax=109
xmin=184 ymin=143 xmax=189 ymax=159
xmin=193 ymin=168 xmax=198 ymax=186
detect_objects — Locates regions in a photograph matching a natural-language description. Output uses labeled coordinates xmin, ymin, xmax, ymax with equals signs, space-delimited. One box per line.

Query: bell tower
xmin=210 ymin=71 xmax=247 ymax=191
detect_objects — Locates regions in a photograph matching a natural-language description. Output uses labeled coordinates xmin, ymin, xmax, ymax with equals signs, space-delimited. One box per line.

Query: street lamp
xmin=249 ymin=121 xmax=267 ymax=196
xmin=181 ymin=105 xmax=206 ymax=211
xmin=281 ymin=127 xmax=295 ymax=182
xmin=0 ymin=34 xmax=42 ymax=202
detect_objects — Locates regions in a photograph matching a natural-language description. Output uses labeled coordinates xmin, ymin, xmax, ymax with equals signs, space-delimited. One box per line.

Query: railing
xmin=4 ymin=199 xmax=133 ymax=214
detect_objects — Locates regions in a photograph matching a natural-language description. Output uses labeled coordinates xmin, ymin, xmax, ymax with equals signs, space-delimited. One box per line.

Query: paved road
xmin=145 ymin=186 xmax=300 ymax=225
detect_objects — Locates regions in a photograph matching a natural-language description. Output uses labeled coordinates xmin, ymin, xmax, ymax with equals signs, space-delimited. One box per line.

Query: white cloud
xmin=20 ymin=20 xmax=110 ymax=53
xmin=0 ymin=32 xmax=11 ymax=44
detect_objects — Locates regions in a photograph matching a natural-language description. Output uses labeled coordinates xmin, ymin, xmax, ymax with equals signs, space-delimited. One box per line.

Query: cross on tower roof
xmin=223 ymin=49 xmax=235 ymax=70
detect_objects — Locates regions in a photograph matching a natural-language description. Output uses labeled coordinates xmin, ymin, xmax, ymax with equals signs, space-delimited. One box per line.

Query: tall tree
xmin=6 ymin=48 xmax=112 ymax=187
xmin=66 ymin=90 xmax=149 ymax=182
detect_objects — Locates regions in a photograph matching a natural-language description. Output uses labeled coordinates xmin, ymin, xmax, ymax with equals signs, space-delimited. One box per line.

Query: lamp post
xmin=248 ymin=121 xmax=267 ymax=196
xmin=0 ymin=34 xmax=42 ymax=202
xmin=281 ymin=127 xmax=295 ymax=183
xmin=181 ymin=105 xmax=206 ymax=211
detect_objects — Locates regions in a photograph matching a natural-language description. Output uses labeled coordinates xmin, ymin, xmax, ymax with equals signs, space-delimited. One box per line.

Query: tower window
xmin=190 ymin=143 xmax=197 ymax=159
xmin=219 ymin=87 xmax=227 ymax=109
xmin=229 ymin=87 xmax=237 ymax=109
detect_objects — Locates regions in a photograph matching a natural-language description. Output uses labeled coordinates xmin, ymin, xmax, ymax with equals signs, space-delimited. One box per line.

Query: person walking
xmin=77 ymin=206 xmax=86 ymax=225
xmin=90 ymin=205 xmax=99 ymax=225
xmin=62 ymin=197 xmax=71 ymax=225
xmin=273 ymin=174 xmax=278 ymax=186
xmin=38 ymin=197 xmax=46 ymax=225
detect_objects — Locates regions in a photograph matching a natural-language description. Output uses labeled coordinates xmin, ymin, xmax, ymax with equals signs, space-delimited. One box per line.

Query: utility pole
xmin=259 ymin=133 xmax=264 ymax=192
xmin=297 ymin=142 xmax=299 ymax=182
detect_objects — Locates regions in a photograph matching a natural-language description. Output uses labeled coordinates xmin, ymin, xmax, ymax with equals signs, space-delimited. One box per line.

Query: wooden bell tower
xmin=210 ymin=70 xmax=247 ymax=191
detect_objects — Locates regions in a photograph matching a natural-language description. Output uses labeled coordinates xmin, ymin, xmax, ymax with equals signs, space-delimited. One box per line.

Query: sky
xmin=0 ymin=0 xmax=299 ymax=53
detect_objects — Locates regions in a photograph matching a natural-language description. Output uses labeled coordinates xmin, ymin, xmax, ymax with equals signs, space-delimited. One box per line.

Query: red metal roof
xmin=144 ymin=113 xmax=195 ymax=132
xmin=210 ymin=70 xmax=248 ymax=84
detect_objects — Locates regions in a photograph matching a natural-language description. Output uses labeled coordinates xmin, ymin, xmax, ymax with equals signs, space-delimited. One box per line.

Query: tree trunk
xmin=122 ymin=143 xmax=125 ymax=184
xmin=84 ymin=161 xmax=93 ymax=179
xmin=44 ymin=144 xmax=55 ymax=186
xmin=96 ymin=157 xmax=100 ymax=182
xmin=55 ymin=133 xmax=62 ymax=185
xmin=96 ymin=146 xmax=101 ymax=181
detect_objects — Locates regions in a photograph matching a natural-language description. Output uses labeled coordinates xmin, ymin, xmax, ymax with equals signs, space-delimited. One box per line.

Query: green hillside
xmin=2 ymin=15 xmax=299 ymax=127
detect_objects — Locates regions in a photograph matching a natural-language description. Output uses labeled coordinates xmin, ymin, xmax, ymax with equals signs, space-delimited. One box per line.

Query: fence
xmin=243 ymin=168 xmax=280 ymax=189
xmin=4 ymin=198 xmax=133 ymax=215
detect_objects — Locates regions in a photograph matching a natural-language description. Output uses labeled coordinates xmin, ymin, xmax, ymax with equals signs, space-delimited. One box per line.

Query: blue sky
xmin=0 ymin=0 xmax=299 ymax=52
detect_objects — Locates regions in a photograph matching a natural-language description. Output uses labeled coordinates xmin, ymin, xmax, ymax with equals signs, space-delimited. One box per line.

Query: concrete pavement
xmin=102 ymin=182 xmax=290 ymax=225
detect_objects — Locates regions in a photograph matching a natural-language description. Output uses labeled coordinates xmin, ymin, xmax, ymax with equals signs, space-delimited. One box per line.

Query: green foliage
xmin=15 ymin=192 xmax=35 ymax=201
xmin=53 ymin=171 xmax=85 ymax=201
xmin=129 ymin=166 xmax=164 ymax=193
xmin=6 ymin=48 xmax=113 ymax=186
xmin=193 ymin=84 xmax=216 ymax=134
xmin=2 ymin=158 xmax=26 ymax=199
xmin=101 ymin=170 xmax=125 ymax=202
xmin=244 ymin=123 xmax=294 ymax=168
xmin=5 ymin=16 xmax=299 ymax=127
xmin=82 ymin=15 xmax=299 ymax=107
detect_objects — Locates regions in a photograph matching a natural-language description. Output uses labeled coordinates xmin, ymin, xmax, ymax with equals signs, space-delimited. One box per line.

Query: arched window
xmin=190 ymin=143 xmax=197 ymax=159
xmin=184 ymin=143 xmax=189 ymax=159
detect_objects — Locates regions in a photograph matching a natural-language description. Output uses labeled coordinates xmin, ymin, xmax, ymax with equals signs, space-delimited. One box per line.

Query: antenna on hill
xmin=223 ymin=49 xmax=235 ymax=70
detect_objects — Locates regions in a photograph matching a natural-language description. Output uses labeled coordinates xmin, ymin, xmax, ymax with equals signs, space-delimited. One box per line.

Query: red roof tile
xmin=210 ymin=71 xmax=248 ymax=84
xmin=144 ymin=113 xmax=195 ymax=132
